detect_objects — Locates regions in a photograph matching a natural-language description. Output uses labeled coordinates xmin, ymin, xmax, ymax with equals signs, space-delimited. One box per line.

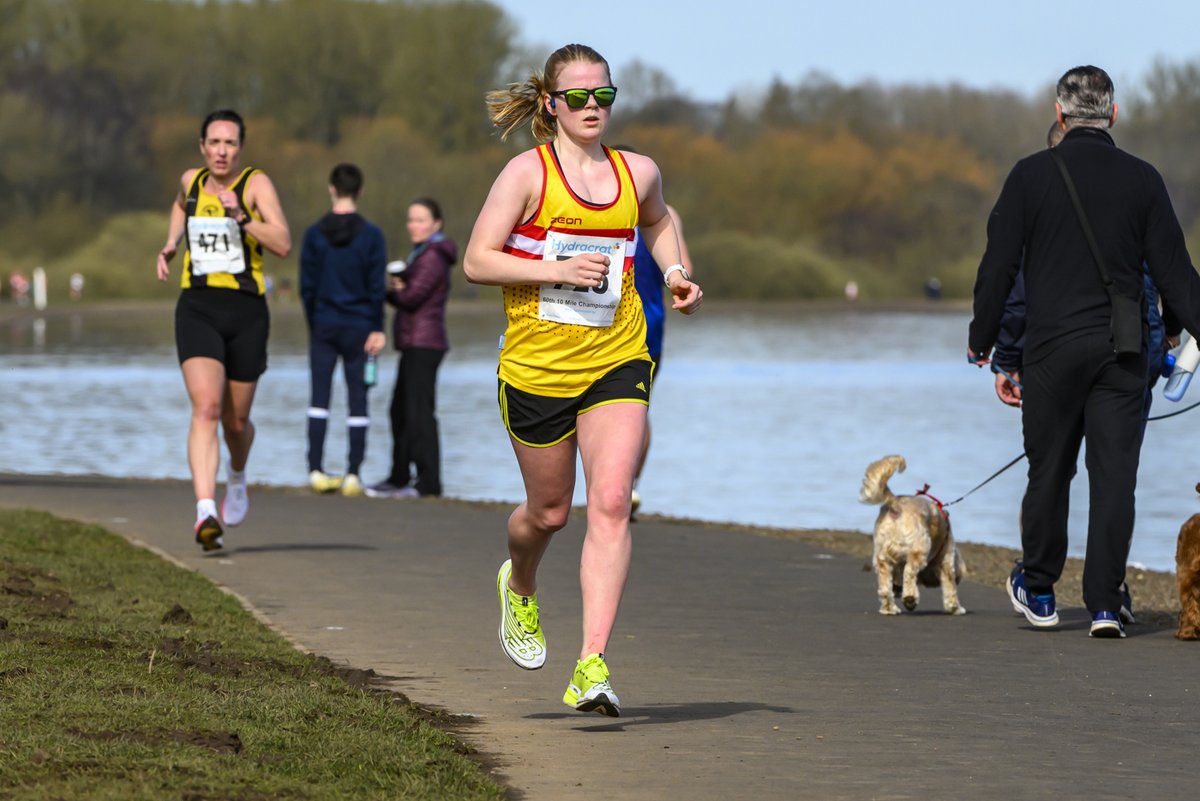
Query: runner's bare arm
xmin=667 ymin=205 xmax=693 ymax=274
xmin=157 ymin=170 xmax=194 ymax=281
xmin=464 ymin=152 xmax=609 ymax=287
xmin=625 ymin=153 xmax=702 ymax=313
xmin=242 ymin=173 xmax=291 ymax=258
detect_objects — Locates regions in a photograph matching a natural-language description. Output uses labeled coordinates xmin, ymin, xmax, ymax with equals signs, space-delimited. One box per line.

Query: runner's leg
xmin=507 ymin=436 xmax=577 ymax=595
xmin=575 ymin=401 xmax=646 ymax=658
xmin=181 ymin=357 xmax=226 ymax=502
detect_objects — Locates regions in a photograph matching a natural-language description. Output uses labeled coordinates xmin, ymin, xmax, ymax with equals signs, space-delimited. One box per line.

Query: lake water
xmin=1 ymin=301 xmax=1194 ymax=571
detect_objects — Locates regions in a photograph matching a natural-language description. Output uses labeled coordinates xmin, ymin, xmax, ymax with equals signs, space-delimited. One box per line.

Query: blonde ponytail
xmin=485 ymin=72 xmax=556 ymax=142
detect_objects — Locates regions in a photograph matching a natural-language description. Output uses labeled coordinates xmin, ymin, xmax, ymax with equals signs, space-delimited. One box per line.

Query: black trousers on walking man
xmin=1021 ymin=333 xmax=1146 ymax=614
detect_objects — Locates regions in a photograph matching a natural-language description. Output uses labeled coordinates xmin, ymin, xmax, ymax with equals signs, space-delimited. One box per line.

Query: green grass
xmin=0 ymin=509 xmax=506 ymax=801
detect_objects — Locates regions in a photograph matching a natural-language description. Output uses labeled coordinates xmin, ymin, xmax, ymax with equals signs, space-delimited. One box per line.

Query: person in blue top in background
xmin=299 ymin=163 xmax=387 ymax=497
xmin=619 ymin=145 xmax=694 ymax=518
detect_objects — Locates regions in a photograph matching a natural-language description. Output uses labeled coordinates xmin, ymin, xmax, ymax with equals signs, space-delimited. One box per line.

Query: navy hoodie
xmin=299 ymin=212 xmax=387 ymax=332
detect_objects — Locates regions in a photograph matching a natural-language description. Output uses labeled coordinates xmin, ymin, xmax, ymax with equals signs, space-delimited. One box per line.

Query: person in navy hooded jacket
xmin=299 ymin=163 xmax=387 ymax=497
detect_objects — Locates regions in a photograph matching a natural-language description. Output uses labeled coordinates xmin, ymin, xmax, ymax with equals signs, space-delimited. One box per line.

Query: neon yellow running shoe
xmin=496 ymin=559 xmax=546 ymax=669
xmin=563 ymin=653 xmax=620 ymax=717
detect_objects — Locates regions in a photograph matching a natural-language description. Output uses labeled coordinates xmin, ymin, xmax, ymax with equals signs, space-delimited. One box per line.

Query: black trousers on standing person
xmin=386 ymin=347 xmax=445 ymax=496
xmin=1019 ymin=331 xmax=1147 ymax=615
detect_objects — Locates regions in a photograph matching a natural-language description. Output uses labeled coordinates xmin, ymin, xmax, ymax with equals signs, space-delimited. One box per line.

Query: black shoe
xmin=1119 ymin=582 xmax=1136 ymax=625
xmin=194 ymin=515 xmax=224 ymax=552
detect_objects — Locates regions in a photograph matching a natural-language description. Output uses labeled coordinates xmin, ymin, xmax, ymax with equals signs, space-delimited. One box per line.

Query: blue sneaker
xmin=1090 ymin=611 xmax=1126 ymax=638
xmin=1007 ymin=565 xmax=1059 ymax=627
xmin=1119 ymin=582 xmax=1136 ymax=625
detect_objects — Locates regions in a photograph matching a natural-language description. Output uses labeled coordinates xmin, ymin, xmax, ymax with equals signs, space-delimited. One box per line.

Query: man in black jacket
xmin=968 ymin=65 xmax=1200 ymax=638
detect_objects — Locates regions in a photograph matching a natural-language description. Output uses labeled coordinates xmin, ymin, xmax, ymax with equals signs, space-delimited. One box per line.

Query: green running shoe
xmin=496 ymin=559 xmax=546 ymax=669
xmin=563 ymin=653 xmax=620 ymax=717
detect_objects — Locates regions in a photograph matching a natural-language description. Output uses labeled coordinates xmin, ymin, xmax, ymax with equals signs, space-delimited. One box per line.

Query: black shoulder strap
xmin=1049 ymin=147 xmax=1115 ymax=297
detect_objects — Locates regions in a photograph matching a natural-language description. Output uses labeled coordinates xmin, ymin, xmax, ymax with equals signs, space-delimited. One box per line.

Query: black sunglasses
xmin=552 ymin=86 xmax=618 ymax=109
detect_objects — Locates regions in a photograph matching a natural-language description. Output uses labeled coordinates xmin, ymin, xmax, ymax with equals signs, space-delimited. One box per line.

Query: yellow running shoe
xmin=563 ymin=653 xmax=620 ymax=717
xmin=341 ymin=474 xmax=364 ymax=497
xmin=309 ymin=470 xmax=343 ymax=494
xmin=496 ymin=559 xmax=546 ymax=669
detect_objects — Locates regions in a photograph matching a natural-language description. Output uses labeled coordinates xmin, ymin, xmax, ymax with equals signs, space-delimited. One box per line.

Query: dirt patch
xmin=69 ymin=727 xmax=242 ymax=754
xmin=2 ymin=566 xmax=73 ymax=617
xmin=181 ymin=790 xmax=293 ymax=801
xmin=304 ymin=655 xmax=489 ymax=763
xmin=150 ymin=637 xmax=238 ymax=676
xmin=162 ymin=603 xmax=194 ymax=624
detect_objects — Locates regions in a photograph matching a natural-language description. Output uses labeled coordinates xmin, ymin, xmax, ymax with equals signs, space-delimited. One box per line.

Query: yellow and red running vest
xmin=499 ymin=144 xmax=648 ymax=396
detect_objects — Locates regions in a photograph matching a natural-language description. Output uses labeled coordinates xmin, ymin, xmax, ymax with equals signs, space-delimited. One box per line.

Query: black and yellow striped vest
xmin=181 ymin=166 xmax=266 ymax=295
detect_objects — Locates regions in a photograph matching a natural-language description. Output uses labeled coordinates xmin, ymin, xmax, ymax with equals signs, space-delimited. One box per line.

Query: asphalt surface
xmin=2 ymin=473 xmax=1196 ymax=800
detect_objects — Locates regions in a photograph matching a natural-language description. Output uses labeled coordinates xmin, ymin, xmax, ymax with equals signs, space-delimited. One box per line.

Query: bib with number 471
xmin=538 ymin=231 xmax=627 ymax=327
xmin=186 ymin=216 xmax=246 ymax=276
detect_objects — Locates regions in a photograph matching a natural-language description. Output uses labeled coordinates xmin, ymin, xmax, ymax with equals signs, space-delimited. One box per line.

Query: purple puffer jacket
xmin=387 ymin=236 xmax=457 ymax=351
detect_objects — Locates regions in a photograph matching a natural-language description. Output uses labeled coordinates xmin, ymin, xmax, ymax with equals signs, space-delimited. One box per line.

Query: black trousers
xmin=386 ymin=347 xmax=445 ymax=496
xmin=1020 ymin=332 xmax=1147 ymax=613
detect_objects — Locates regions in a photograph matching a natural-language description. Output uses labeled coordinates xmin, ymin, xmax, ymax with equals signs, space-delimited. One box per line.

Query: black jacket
xmin=970 ymin=127 xmax=1200 ymax=365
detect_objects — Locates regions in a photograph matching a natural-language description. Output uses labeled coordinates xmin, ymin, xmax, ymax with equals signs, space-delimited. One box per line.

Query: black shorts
xmin=499 ymin=359 xmax=654 ymax=447
xmin=175 ymin=288 xmax=269 ymax=382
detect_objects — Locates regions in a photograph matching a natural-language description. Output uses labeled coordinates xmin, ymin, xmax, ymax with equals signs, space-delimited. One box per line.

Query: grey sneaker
xmin=365 ymin=481 xmax=418 ymax=499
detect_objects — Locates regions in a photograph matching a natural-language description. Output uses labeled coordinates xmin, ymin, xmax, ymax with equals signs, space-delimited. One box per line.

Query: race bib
xmin=538 ymin=232 xmax=626 ymax=327
xmin=187 ymin=216 xmax=246 ymax=276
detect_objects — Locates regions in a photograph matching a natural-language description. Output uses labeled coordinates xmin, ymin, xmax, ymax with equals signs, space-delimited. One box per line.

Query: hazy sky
xmin=490 ymin=0 xmax=1200 ymax=105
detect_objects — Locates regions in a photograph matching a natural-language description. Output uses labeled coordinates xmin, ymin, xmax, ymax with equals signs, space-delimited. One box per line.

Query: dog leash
xmin=941 ymin=395 xmax=1200 ymax=509
xmin=992 ymin=364 xmax=1023 ymax=390
xmin=941 ymin=453 xmax=1027 ymax=509
xmin=1147 ymin=398 xmax=1200 ymax=421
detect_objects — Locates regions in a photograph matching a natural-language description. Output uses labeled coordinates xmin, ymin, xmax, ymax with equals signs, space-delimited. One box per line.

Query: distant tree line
xmin=4 ymin=0 xmax=1200 ymax=301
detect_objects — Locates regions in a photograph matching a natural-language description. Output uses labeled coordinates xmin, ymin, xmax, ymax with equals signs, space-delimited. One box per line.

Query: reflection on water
xmin=1 ymin=301 xmax=1193 ymax=570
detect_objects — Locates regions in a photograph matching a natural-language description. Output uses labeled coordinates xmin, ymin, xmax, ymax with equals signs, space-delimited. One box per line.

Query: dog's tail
xmin=859 ymin=454 xmax=906 ymax=505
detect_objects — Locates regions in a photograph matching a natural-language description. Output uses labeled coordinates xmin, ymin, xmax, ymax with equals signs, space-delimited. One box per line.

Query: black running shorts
xmin=175 ymin=288 xmax=269 ymax=382
xmin=499 ymin=359 xmax=654 ymax=447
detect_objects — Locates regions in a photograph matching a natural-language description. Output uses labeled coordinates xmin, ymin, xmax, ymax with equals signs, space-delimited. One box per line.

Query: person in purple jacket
xmin=367 ymin=198 xmax=457 ymax=498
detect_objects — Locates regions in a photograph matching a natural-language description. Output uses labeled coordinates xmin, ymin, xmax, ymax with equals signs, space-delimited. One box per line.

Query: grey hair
xmin=1056 ymin=66 xmax=1114 ymax=125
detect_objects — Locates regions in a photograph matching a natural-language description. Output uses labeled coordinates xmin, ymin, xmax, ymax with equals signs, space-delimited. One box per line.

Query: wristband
xmin=662 ymin=264 xmax=689 ymax=286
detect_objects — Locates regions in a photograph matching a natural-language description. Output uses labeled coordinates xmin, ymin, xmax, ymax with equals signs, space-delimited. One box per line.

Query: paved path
xmin=2 ymin=474 xmax=1196 ymax=800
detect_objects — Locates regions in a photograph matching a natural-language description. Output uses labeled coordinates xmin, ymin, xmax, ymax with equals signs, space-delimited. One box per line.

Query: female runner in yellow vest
xmin=156 ymin=110 xmax=291 ymax=552
xmin=465 ymin=44 xmax=702 ymax=717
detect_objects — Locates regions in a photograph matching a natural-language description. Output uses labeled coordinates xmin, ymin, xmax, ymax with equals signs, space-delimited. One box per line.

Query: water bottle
xmin=364 ymin=354 xmax=377 ymax=388
xmin=1164 ymin=334 xmax=1200 ymax=401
